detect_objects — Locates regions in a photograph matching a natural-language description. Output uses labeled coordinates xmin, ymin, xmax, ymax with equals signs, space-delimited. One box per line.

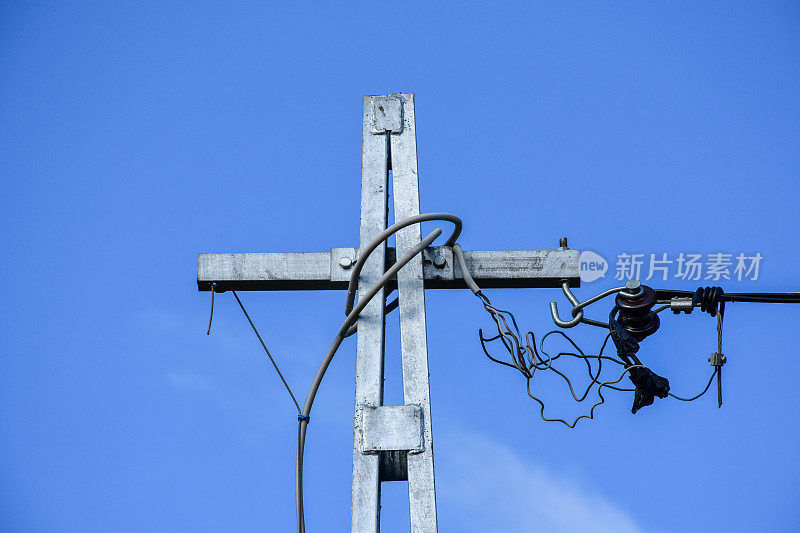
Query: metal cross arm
xmin=196 ymin=93 xmax=580 ymax=533
xmin=197 ymin=247 xmax=579 ymax=292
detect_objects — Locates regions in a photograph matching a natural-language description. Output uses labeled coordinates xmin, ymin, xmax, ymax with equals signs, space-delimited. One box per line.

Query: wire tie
xmin=298 ymin=414 xmax=310 ymax=423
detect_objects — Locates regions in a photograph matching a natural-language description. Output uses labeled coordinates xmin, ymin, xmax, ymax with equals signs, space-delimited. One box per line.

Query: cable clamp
xmin=670 ymin=297 xmax=694 ymax=314
xmin=708 ymin=353 xmax=726 ymax=367
xmin=298 ymin=414 xmax=310 ymax=423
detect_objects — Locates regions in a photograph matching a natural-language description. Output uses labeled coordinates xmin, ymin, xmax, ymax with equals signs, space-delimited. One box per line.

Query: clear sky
xmin=2 ymin=2 xmax=799 ymax=532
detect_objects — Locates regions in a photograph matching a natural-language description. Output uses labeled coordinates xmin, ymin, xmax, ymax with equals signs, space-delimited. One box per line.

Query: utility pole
xmin=197 ymin=93 xmax=580 ymax=532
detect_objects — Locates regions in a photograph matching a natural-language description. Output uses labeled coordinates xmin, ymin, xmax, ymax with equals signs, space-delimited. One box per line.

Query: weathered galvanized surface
xmin=197 ymin=248 xmax=580 ymax=291
xmin=331 ymin=247 xmax=455 ymax=284
xmin=358 ymin=405 xmax=424 ymax=454
xmin=350 ymin=95 xmax=388 ymax=533
xmin=371 ymin=95 xmax=403 ymax=134
xmin=390 ymin=93 xmax=438 ymax=533
xmin=197 ymin=252 xmax=331 ymax=290
xmin=455 ymin=249 xmax=580 ymax=288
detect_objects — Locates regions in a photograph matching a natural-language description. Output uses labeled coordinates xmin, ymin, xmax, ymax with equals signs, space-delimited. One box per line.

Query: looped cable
xmin=694 ymin=286 xmax=725 ymax=317
xmin=344 ymin=213 xmax=462 ymax=316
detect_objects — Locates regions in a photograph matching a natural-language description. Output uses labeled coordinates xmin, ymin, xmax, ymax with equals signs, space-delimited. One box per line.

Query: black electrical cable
xmin=655 ymin=287 xmax=800 ymax=317
xmin=477 ymin=292 xmax=726 ymax=426
xmin=539 ymin=280 xmax=800 ymax=413
xmin=659 ymin=289 xmax=800 ymax=301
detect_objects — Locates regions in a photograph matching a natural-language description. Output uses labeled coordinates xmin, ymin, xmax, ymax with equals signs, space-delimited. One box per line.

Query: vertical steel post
xmin=351 ymin=96 xmax=389 ymax=532
xmin=390 ymin=93 xmax=438 ymax=532
xmin=351 ymin=93 xmax=437 ymax=533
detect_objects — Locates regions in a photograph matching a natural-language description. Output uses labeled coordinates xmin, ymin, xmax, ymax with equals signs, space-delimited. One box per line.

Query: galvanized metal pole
xmin=351 ymin=93 xmax=439 ymax=533
xmin=350 ymin=95 xmax=389 ymax=532
xmin=390 ymin=93 xmax=439 ymax=532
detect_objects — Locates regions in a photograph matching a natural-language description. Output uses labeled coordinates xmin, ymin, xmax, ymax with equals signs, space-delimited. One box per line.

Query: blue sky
xmin=2 ymin=2 xmax=799 ymax=532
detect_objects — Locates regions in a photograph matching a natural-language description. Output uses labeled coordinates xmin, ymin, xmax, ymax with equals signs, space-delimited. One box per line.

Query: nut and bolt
xmin=433 ymin=253 xmax=446 ymax=269
xmin=339 ymin=257 xmax=354 ymax=269
xmin=625 ymin=279 xmax=641 ymax=291
xmin=620 ymin=279 xmax=643 ymax=300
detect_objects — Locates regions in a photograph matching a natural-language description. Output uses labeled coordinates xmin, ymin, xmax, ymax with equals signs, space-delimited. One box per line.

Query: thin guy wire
xmin=231 ymin=290 xmax=302 ymax=414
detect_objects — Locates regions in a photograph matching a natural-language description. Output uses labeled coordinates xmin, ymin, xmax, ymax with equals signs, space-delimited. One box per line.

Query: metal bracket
xmin=371 ymin=96 xmax=403 ymax=134
xmin=331 ymin=246 xmax=455 ymax=283
xmin=709 ymin=353 xmax=727 ymax=367
xmin=357 ymin=404 xmax=424 ymax=454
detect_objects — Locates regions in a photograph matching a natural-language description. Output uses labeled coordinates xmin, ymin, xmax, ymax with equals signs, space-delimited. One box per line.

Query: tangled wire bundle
xmin=475 ymin=291 xmax=719 ymax=427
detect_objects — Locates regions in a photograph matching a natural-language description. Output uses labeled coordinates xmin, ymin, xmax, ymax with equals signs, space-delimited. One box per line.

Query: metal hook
xmin=550 ymin=280 xmax=643 ymax=329
xmin=550 ymin=280 xmax=584 ymax=328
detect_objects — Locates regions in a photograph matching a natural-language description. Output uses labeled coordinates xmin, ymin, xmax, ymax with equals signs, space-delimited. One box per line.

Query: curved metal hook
xmin=550 ymin=280 xmax=584 ymax=328
xmin=550 ymin=280 xmax=643 ymax=329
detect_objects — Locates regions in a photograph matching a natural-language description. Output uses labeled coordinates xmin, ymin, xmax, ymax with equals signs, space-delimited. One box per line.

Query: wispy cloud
xmin=436 ymin=430 xmax=645 ymax=533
